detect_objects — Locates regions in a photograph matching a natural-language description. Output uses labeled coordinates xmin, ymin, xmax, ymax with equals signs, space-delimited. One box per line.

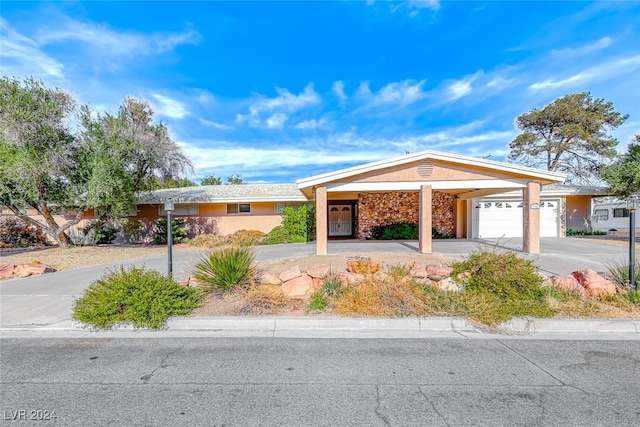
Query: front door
xmin=329 ymin=205 xmax=352 ymax=236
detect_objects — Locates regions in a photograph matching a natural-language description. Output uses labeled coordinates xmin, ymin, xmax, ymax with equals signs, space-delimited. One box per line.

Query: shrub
xmin=281 ymin=205 xmax=314 ymax=242
xmin=370 ymin=222 xmax=455 ymax=240
xmin=321 ymin=274 xmax=345 ymax=298
xmin=80 ymin=220 xmax=119 ymax=245
xmin=605 ymin=257 xmax=640 ymax=289
xmin=122 ymin=219 xmax=143 ymax=242
xmin=225 ymin=229 xmax=266 ymax=246
xmin=0 ymin=217 xmax=49 ymax=248
xmin=189 ymin=234 xmax=223 ymax=248
xmin=566 ymin=228 xmax=607 ymax=236
xmin=309 ymin=292 xmax=329 ymax=311
xmin=240 ymin=284 xmax=287 ymax=315
xmin=449 ymin=249 xmax=554 ymax=325
xmin=262 ymin=226 xmax=292 ymax=245
xmin=154 ymin=218 xmax=188 ymax=244
xmin=332 ymin=279 xmax=427 ymax=317
xmin=72 ymin=267 xmax=201 ymax=329
xmin=194 ymin=244 xmax=256 ymax=291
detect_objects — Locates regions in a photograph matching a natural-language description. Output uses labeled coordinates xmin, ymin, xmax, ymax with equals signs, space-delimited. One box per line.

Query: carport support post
xmin=522 ymin=181 xmax=541 ymax=254
xmin=419 ymin=184 xmax=433 ymax=254
xmin=315 ymin=186 xmax=328 ymax=255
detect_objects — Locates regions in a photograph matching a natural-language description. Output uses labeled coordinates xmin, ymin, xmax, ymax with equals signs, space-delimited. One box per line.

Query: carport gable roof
xmin=296 ymin=150 xmax=566 ymax=196
xmin=139 ymin=184 xmax=308 ymax=204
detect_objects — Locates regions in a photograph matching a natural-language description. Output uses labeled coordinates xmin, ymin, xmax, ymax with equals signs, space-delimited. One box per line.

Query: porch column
xmin=419 ymin=184 xmax=432 ymax=253
xmin=523 ymin=181 xmax=541 ymax=254
xmin=315 ymin=186 xmax=328 ymax=255
xmin=454 ymin=198 xmax=465 ymax=239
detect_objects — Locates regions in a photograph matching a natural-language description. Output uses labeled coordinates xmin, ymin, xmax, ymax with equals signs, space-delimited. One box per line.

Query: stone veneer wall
xmin=356 ymin=192 xmax=455 ymax=239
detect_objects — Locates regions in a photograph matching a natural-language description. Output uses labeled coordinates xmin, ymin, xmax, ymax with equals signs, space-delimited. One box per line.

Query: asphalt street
xmin=2 ymin=337 xmax=640 ymax=426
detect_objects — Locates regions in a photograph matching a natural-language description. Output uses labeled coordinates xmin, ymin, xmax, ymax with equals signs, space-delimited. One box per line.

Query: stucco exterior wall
xmin=355 ymin=191 xmax=455 ymax=239
xmin=565 ymin=195 xmax=592 ymax=231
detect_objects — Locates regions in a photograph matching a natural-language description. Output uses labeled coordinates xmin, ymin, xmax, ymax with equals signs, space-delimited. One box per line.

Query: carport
xmin=296 ymin=150 xmax=566 ymax=255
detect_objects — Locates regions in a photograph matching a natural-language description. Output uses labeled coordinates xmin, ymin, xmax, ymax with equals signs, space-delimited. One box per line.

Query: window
xmin=505 ymin=203 xmax=512 ymax=208
xmin=274 ymin=202 xmax=307 ymax=213
xmin=594 ymin=209 xmax=609 ymax=221
xmin=227 ymin=203 xmax=251 ymax=214
xmin=495 ymin=202 xmax=503 ymax=208
xmin=158 ymin=204 xmax=199 ymax=216
xmin=613 ymin=208 xmax=629 ymax=218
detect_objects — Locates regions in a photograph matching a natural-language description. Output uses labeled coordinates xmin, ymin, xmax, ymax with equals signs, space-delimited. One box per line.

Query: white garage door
xmin=478 ymin=200 xmax=559 ymax=238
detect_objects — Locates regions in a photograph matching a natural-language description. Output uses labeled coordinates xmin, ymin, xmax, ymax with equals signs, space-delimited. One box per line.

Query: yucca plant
xmin=194 ymin=244 xmax=256 ymax=291
xmin=605 ymin=257 xmax=640 ymax=289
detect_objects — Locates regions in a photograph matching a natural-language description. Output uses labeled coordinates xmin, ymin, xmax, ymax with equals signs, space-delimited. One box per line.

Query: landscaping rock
xmin=13 ymin=263 xmax=56 ymax=278
xmin=426 ymin=263 xmax=453 ymax=277
xmin=0 ymin=265 xmax=16 ymax=279
xmin=407 ymin=262 xmax=428 ymax=278
xmin=437 ymin=277 xmax=464 ymax=292
xmin=550 ymin=274 xmax=588 ymax=296
xmin=347 ymin=260 xmax=380 ymax=274
xmin=537 ymin=272 xmax=553 ymax=288
xmin=259 ymin=271 xmax=282 ymax=286
xmin=336 ymin=271 xmax=367 ymax=284
xmin=281 ymin=274 xmax=314 ymax=299
xmin=279 ymin=266 xmax=302 ymax=282
xmin=306 ymin=264 xmax=330 ymax=279
xmin=572 ymin=269 xmax=619 ymax=297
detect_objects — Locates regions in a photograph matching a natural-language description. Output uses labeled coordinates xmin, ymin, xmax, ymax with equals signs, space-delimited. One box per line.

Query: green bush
xmin=370 ymin=222 xmax=455 ymax=240
xmin=122 ymin=219 xmax=143 ymax=242
xmin=0 ymin=216 xmax=49 ymax=248
xmin=450 ymin=249 xmax=554 ymax=325
xmin=262 ymin=226 xmax=293 ymax=245
xmin=194 ymin=244 xmax=256 ymax=291
xmin=281 ymin=205 xmax=314 ymax=242
xmin=80 ymin=220 xmax=119 ymax=245
xmin=72 ymin=267 xmax=201 ymax=329
xmin=321 ymin=274 xmax=345 ymax=298
xmin=309 ymin=292 xmax=329 ymax=311
xmin=154 ymin=218 xmax=188 ymax=244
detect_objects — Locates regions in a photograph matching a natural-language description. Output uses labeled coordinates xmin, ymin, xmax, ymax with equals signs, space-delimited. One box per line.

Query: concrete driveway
xmin=0 ymin=237 xmax=634 ymax=328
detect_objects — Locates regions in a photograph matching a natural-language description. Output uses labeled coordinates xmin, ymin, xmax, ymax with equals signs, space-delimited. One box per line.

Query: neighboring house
xmin=1 ymin=150 xmax=612 ymax=251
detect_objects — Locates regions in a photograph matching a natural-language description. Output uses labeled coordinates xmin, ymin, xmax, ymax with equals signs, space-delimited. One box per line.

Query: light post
xmin=164 ymin=197 xmax=174 ymax=277
xmin=627 ymin=195 xmax=638 ymax=289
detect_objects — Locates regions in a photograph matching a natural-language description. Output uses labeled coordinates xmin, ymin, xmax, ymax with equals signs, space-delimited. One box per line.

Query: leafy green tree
xmin=600 ymin=135 xmax=640 ymax=197
xmin=154 ymin=177 xmax=196 ymax=188
xmin=508 ymin=92 xmax=628 ymax=184
xmin=0 ymin=77 xmax=192 ymax=246
xmin=226 ymin=174 xmax=245 ymax=185
xmin=201 ymin=175 xmax=222 ymax=185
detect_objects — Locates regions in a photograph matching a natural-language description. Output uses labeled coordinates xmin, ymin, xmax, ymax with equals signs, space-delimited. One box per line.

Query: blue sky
xmin=2 ymin=1 xmax=639 ymax=184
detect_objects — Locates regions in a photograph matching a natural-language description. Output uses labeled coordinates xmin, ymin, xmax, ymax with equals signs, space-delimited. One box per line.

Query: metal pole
xmin=630 ymin=209 xmax=636 ymax=289
xmin=167 ymin=210 xmax=173 ymax=277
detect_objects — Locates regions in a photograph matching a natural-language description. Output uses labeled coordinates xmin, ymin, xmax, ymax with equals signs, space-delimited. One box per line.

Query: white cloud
xmin=294 ymin=119 xmax=328 ymax=130
xmin=552 ymin=36 xmax=613 ymax=56
xmin=237 ymin=83 xmax=321 ymax=128
xmin=0 ymin=19 xmax=65 ymax=79
xmin=265 ymin=113 xmax=288 ymax=129
xmin=150 ymin=94 xmax=189 ymax=119
xmin=447 ymin=75 xmax=476 ymax=100
xmin=332 ymin=80 xmax=347 ymax=101
xmin=35 ymin=18 xmax=201 ymax=56
xmin=357 ymin=79 xmax=427 ymax=107
xmin=406 ymin=1 xmax=441 ymax=15
xmin=199 ymin=118 xmax=233 ymax=130
xmin=529 ymin=54 xmax=640 ymax=91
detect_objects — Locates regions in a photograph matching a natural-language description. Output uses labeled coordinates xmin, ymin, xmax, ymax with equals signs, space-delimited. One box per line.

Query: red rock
xmin=279 ymin=266 xmax=302 ymax=282
xmin=550 ymin=274 xmax=588 ymax=296
xmin=14 ymin=264 xmax=56 ymax=278
xmin=407 ymin=262 xmax=428 ymax=278
xmin=572 ymin=269 xmax=618 ymax=297
xmin=0 ymin=265 xmax=16 ymax=279
xmin=312 ymin=277 xmax=322 ymax=290
xmin=426 ymin=263 xmax=453 ymax=277
xmin=259 ymin=271 xmax=282 ymax=286
xmin=306 ymin=264 xmax=330 ymax=279
xmin=336 ymin=271 xmax=366 ymax=284
xmin=281 ymin=274 xmax=314 ymax=299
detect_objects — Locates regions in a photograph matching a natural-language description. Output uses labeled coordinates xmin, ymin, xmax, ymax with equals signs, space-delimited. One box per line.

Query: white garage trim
xmin=474 ymin=198 xmax=560 ymax=238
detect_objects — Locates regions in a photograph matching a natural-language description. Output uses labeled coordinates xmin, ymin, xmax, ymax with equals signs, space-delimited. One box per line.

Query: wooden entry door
xmin=329 ymin=205 xmax=352 ymax=236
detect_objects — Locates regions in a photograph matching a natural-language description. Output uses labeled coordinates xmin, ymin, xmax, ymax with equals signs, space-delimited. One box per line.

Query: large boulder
xmin=13 ymin=263 xmax=56 ymax=278
xmin=281 ymin=274 xmax=315 ymax=299
xmin=0 ymin=265 xmax=16 ymax=279
xmin=336 ymin=271 xmax=367 ymax=284
xmin=572 ymin=269 xmax=619 ymax=297
xmin=279 ymin=266 xmax=302 ymax=283
xmin=306 ymin=264 xmax=330 ymax=279
xmin=258 ymin=271 xmax=282 ymax=286
xmin=550 ymin=274 xmax=587 ymax=296
xmin=426 ymin=263 xmax=453 ymax=277
xmin=407 ymin=262 xmax=428 ymax=278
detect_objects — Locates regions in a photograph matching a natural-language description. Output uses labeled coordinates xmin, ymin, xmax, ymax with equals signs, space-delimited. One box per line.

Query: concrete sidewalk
xmin=1 ymin=238 xmax=637 ymax=337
